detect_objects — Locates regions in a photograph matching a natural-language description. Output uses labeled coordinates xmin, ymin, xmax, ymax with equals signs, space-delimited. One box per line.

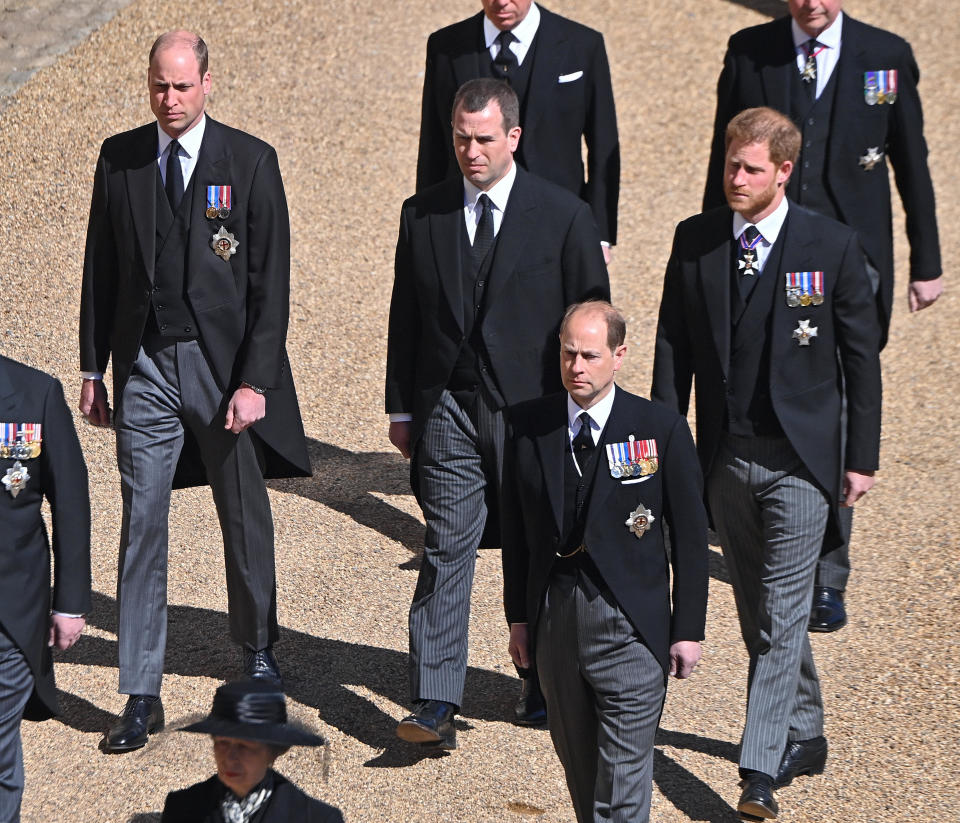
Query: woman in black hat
xmin=161 ymin=679 xmax=344 ymax=822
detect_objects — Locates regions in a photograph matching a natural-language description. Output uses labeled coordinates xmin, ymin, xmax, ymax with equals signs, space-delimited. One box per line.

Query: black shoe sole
xmin=396 ymin=719 xmax=457 ymax=749
xmin=513 ymin=711 xmax=547 ymax=727
xmin=808 ymin=618 xmax=847 ymax=633
xmin=737 ymin=800 xmax=777 ymax=819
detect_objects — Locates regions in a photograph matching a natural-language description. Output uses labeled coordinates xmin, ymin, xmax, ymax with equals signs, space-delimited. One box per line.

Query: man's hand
xmin=79 ymin=379 xmax=111 ymax=427
xmin=224 ymin=387 xmax=266 ymax=434
xmin=842 ymin=469 xmax=875 ymax=507
xmin=389 ymin=421 xmax=412 ymax=459
xmin=669 ymin=640 xmax=701 ymax=679
xmin=49 ymin=615 xmax=85 ymax=650
xmin=908 ymin=276 xmax=943 ymax=313
xmin=509 ymin=623 xmax=530 ymax=669
xmin=602 ymin=244 xmax=612 ymax=266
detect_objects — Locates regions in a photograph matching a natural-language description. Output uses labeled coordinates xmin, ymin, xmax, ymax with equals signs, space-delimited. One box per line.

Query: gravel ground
xmin=0 ymin=0 xmax=957 ymax=821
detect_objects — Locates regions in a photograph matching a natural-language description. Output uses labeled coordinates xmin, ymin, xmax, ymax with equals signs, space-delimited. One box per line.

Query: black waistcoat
xmin=726 ymin=223 xmax=788 ymax=437
xmin=483 ymin=34 xmax=537 ymax=168
xmin=553 ymin=432 xmax=607 ymax=588
xmin=151 ymin=167 xmax=199 ymax=338
xmin=787 ymin=62 xmax=840 ymax=221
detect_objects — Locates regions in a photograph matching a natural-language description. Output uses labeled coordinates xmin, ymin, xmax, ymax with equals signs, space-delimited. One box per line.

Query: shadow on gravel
xmin=56 ymin=591 xmax=519 ymax=768
xmin=721 ymin=0 xmax=787 ymax=18
xmin=653 ymin=729 xmax=739 ymax=820
xmin=127 ymin=815 xmax=160 ymax=823
xmin=268 ymin=439 xmax=425 ymax=565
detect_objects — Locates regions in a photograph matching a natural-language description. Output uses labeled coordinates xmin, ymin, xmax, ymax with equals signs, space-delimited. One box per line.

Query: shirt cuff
xmin=81 ymin=372 xmax=103 ymax=381
xmin=389 ymin=413 xmax=413 ymax=423
xmin=51 ymin=611 xmax=84 ymax=619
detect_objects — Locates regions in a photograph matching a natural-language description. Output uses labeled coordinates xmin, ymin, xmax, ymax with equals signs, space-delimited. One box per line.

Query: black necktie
xmin=472 ymin=193 xmax=495 ymax=268
xmin=738 ymin=225 xmax=762 ymax=277
xmin=165 ymin=139 xmax=184 ymax=210
xmin=572 ymin=413 xmax=595 ymax=454
xmin=801 ymin=39 xmax=821 ymax=96
xmin=492 ymin=31 xmax=518 ymax=79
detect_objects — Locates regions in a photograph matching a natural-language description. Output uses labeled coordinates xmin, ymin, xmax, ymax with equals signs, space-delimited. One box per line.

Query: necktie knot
xmin=493 ymin=30 xmax=518 ymax=77
xmin=471 ymin=193 xmax=495 ymax=267
xmin=738 ymin=226 xmax=762 ymax=277
xmin=742 ymin=225 xmax=761 ymax=245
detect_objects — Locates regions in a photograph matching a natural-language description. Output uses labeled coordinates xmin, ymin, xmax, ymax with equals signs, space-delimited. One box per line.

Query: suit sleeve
xmin=43 ymin=378 xmax=92 ymax=615
xmin=886 ymin=42 xmax=941 ymax=282
xmin=238 ymin=146 xmax=291 ymax=390
xmin=651 ymin=225 xmax=694 ymax=414
xmin=703 ymin=43 xmax=738 ymax=211
xmin=561 ymin=201 xmax=610 ymax=305
xmin=500 ymin=423 xmax=529 ymax=625
xmin=660 ymin=414 xmax=708 ymax=642
xmin=416 ymin=35 xmax=451 ymax=193
xmin=385 ymin=205 xmax=420 ymax=414
xmin=582 ymin=33 xmax=620 ymax=245
xmin=79 ymin=146 xmax=119 ymax=373
xmin=833 ymin=233 xmax=882 ymax=472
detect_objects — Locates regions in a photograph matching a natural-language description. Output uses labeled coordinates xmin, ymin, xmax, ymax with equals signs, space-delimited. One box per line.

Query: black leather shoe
xmin=774 ymin=735 xmax=827 ymax=787
xmin=513 ymin=667 xmax=547 ymax=727
xmin=243 ymin=647 xmax=283 ymax=687
xmin=737 ymin=771 xmax=778 ymax=819
xmin=809 ymin=586 xmax=846 ymax=632
xmin=396 ymin=699 xmax=457 ymax=749
xmin=104 ymin=695 xmax=164 ymax=753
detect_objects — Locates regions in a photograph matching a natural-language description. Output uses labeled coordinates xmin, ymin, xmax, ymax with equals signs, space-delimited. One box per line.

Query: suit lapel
xmin=0 ymin=359 xmax=15 ymax=417
xmin=522 ymin=9 xmax=567 ymax=137
xmin=484 ymin=167 xmax=535 ymax=308
xmin=762 ymin=16 xmax=797 ymax=112
xmin=187 ymin=117 xmax=230 ymax=283
xmin=830 ymin=16 xmax=866 ymax=132
xmin=454 ymin=13 xmax=488 ymax=88
xmin=772 ymin=206 xmax=817 ymax=363
xmin=534 ymin=394 xmax=568 ymax=535
xmin=429 ymin=182 xmax=467 ymax=333
xmin=585 ymin=388 xmax=627 ymax=520
xmin=126 ymin=129 xmax=160 ymax=283
xmin=698 ymin=212 xmax=734 ymax=377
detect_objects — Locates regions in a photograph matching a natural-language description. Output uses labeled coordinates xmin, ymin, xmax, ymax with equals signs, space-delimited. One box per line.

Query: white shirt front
xmin=156 ymin=114 xmax=206 ymax=188
xmin=484 ymin=3 xmax=541 ymax=66
xmin=732 ymin=197 xmax=790 ymax=275
xmin=792 ymin=12 xmax=843 ymax=99
xmin=462 ymin=160 xmax=517 ymax=243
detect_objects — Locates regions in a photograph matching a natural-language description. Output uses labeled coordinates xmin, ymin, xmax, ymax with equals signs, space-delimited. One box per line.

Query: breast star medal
xmin=2 ymin=461 xmax=29 ymax=497
xmin=792 ymin=319 xmax=818 ymax=346
xmin=625 ymin=504 xmax=655 ymax=539
xmin=739 ymin=250 xmax=759 ymax=277
xmin=859 ymin=147 xmax=884 ymax=171
xmin=211 ymin=226 xmax=239 ymax=261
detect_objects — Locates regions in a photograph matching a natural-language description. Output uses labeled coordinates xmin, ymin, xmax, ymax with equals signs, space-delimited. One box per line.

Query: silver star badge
xmin=2 ymin=461 xmax=30 ymax=497
xmin=625 ymin=504 xmax=655 ymax=539
xmin=859 ymin=146 xmax=884 ymax=171
xmin=792 ymin=319 xmax=818 ymax=346
xmin=739 ymin=250 xmax=759 ymax=277
xmin=211 ymin=225 xmax=239 ymax=261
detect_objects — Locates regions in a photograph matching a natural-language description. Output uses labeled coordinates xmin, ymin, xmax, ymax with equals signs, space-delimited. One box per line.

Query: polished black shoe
xmin=513 ymin=667 xmax=547 ymax=727
xmin=737 ymin=771 xmax=778 ymax=819
xmin=104 ymin=695 xmax=164 ymax=753
xmin=774 ymin=735 xmax=827 ymax=788
xmin=809 ymin=586 xmax=847 ymax=632
xmin=396 ymin=699 xmax=457 ymax=749
xmin=243 ymin=646 xmax=283 ymax=687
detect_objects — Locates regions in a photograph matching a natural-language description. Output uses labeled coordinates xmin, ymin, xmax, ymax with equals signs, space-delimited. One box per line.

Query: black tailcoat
xmin=80 ymin=117 xmax=310 ymax=487
xmin=0 ymin=356 xmax=91 ymax=720
xmin=416 ymin=6 xmax=619 ymax=244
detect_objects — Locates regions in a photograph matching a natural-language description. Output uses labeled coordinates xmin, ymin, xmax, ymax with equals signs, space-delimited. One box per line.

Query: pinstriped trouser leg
xmin=708 ymin=435 xmax=828 ymax=777
xmin=537 ymin=575 xmax=665 ymax=823
xmin=409 ymin=388 xmax=504 ymax=706
xmin=0 ymin=628 xmax=32 ymax=823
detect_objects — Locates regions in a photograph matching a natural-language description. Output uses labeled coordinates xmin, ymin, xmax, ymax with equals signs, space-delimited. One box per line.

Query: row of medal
xmin=206 ymin=185 xmax=240 ymax=261
xmin=864 ymin=70 xmax=897 ymax=105
xmin=785 ymin=271 xmax=824 ymax=307
xmin=606 ymin=436 xmax=659 ymax=479
xmin=1 ymin=423 xmax=42 ymax=498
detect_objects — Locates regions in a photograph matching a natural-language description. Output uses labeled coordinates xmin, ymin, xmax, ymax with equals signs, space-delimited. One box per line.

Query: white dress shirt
xmin=732 ymin=197 xmax=790 ymax=275
xmin=792 ymin=12 xmax=843 ymax=99
xmin=484 ymin=3 xmax=541 ymax=66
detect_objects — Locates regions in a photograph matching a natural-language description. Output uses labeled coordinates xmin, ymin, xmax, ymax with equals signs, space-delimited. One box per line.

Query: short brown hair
xmin=725 ymin=106 xmax=801 ymax=167
xmin=560 ymin=300 xmax=626 ymax=352
xmin=150 ymin=31 xmax=209 ymax=76
xmin=452 ymin=78 xmax=520 ymax=133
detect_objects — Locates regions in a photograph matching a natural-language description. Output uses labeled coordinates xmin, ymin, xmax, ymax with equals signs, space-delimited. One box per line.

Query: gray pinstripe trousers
xmin=409 ymin=388 xmax=504 ymax=706
xmin=114 ymin=337 xmax=277 ymax=696
xmin=537 ymin=574 xmax=666 ymax=823
xmin=0 ymin=628 xmax=32 ymax=823
xmin=708 ymin=435 xmax=828 ymax=777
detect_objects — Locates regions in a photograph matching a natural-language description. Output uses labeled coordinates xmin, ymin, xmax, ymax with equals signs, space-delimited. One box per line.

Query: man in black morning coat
xmin=0 ymin=355 xmax=91 ymax=819
xmin=416 ymin=0 xmax=619 ymax=260
xmin=386 ymin=79 xmax=609 ymax=748
xmin=79 ymin=31 xmax=310 ymax=752
xmin=702 ymin=0 xmax=941 ymax=632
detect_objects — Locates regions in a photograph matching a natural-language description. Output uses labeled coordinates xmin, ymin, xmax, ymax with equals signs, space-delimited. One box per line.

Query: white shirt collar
xmin=567 ymin=384 xmax=617 ymax=439
xmin=462 ymin=160 xmax=517 ymax=213
xmin=791 ymin=10 xmax=843 ymax=49
xmin=156 ymin=113 xmax=206 ymax=158
xmin=732 ymin=195 xmax=790 ymax=244
xmin=484 ymin=2 xmax=541 ymax=48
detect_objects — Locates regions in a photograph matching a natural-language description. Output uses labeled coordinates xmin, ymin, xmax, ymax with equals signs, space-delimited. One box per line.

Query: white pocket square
xmin=558 ymin=71 xmax=584 ymax=83
xmin=620 ymin=475 xmax=653 ymax=486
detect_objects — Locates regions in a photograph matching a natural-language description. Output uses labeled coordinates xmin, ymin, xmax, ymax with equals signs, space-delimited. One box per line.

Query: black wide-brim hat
xmin=180 ymin=680 xmax=326 ymax=747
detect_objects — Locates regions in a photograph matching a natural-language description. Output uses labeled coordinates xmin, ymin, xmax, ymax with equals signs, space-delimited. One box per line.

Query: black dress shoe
xmin=396 ymin=699 xmax=457 ymax=749
xmin=737 ymin=771 xmax=778 ymax=819
xmin=513 ymin=667 xmax=547 ymax=727
xmin=243 ymin=647 xmax=283 ymax=687
xmin=105 ymin=695 xmax=164 ymax=753
xmin=774 ymin=735 xmax=827 ymax=787
xmin=809 ymin=586 xmax=847 ymax=632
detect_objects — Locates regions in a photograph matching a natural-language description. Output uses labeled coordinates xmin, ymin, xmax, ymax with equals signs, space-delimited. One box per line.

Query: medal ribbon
xmin=812 ymin=271 xmax=823 ymax=296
